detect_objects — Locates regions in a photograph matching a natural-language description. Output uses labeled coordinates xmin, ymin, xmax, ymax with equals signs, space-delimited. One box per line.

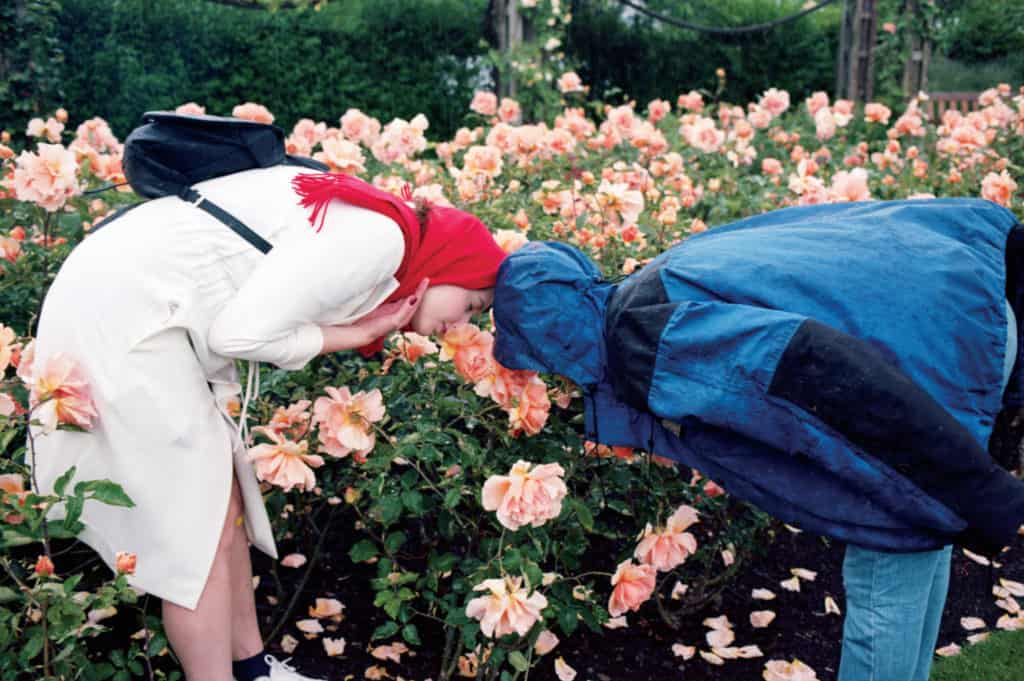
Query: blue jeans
xmin=838 ymin=301 xmax=1017 ymax=681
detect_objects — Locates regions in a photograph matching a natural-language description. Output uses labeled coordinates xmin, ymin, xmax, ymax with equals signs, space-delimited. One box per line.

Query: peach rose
xmin=115 ymin=551 xmax=137 ymax=575
xmin=647 ymin=99 xmax=671 ymax=123
xmin=232 ymin=102 xmax=275 ymax=124
xmin=175 ymin=102 xmax=206 ymax=116
xmin=313 ymin=136 xmax=366 ymax=174
xmin=758 ymin=88 xmax=791 ymax=118
xmin=11 ymin=144 xmax=80 ymax=212
xmin=608 ymin=560 xmax=656 ymax=616
xmin=29 ymin=353 xmax=98 ymax=434
xmin=805 ymin=91 xmax=830 ymax=116
xmin=498 ymin=98 xmax=522 ymax=124
xmin=677 ymin=90 xmax=704 ymax=112
xmin=470 ymin=91 xmax=498 ymax=117
xmin=506 ymin=375 xmax=550 ymax=436
xmin=557 ymin=72 xmax=586 ymax=94
xmin=395 ymin=332 xmax=438 ymax=364
xmin=248 ymin=427 xmax=323 ymax=492
xmin=482 ymin=460 xmax=567 ymax=530
xmin=267 ymin=400 xmax=312 ymax=440
xmin=681 ymin=117 xmax=725 ymax=154
xmin=829 ymin=168 xmax=872 ymax=202
xmin=465 ymin=576 xmax=548 ymax=638
xmin=633 ymin=504 xmax=700 ymax=571
xmin=313 ymin=387 xmax=385 ymax=461
xmin=463 ymin=145 xmax=504 ymax=178
xmin=981 ymin=170 xmax=1017 ymax=207
xmin=596 ymin=180 xmax=644 ymax=224
xmin=340 ymin=108 xmax=382 ymax=146
xmin=35 ymin=555 xmax=55 ymax=577
xmin=761 ymin=158 xmax=783 ymax=176
xmin=494 ymin=229 xmax=529 ymax=254
xmin=864 ymin=102 xmax=892 ymax=124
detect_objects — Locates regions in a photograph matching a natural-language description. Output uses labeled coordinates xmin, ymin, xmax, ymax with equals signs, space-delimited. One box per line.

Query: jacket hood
xmin=492 ymin=241 xmax=614 ymax=387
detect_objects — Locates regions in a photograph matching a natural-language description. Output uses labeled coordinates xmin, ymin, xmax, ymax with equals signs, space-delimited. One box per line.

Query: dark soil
xmin=79 ymin=412 xmax=1024 ymax=681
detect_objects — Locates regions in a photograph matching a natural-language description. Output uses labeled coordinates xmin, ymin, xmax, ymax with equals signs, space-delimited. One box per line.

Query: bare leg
xmin=163 ymin=478 xmax=251 ymax=680
xmin=228 ymin=482 xmax=264 ymax=660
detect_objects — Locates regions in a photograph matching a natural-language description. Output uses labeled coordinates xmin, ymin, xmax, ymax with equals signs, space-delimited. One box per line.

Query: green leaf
xmin=508 ymin=651 xmax=529 ymax=672
xmin=0 ymin=587 xmax=18 ymax=603
xmin=348 ymin=539 xmax=378 ymax=564
xmin=574 ymin=500 xmax=594 ymax=532
xmin=443 ymin=487 xmax=461 ymax=508
xmin=383 ymin=597 xmax=401 ymax=619
xmin=19 ymin=628 xmax=44 ymax=664
xmin=147 ymin=633 xmax=168 ymax=657
xmin=606 ymin=499 xmax=633 ymax=516
xmin=379 ymin=494 xmax=404 ymax=525
xmin=81 ymin=481 xmax=134 ymax=508
xmin=64 ymin=494 xmax=85 ymax=529
xmin=401 ymin=623 xmax=421 ymax=646
xmin=558 ymin=608 xmax=579 ymax=636
xmin=384 ymin=531 xmax=407 ymax=554
xmin=371 ymin=621 xmax=399 ymax=640
xmin=53 ymin=466 xmax=77 ymax=497
xmin=401 ymin=490 xmax=425 ymax=515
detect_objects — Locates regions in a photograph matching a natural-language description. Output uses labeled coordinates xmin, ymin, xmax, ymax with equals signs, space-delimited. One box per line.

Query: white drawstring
xmin=237 ymin=359 xmax=260 ymax=446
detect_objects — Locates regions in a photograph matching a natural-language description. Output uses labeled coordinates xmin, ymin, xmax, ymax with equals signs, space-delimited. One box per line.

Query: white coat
xmin=30 ymin=165 xmax=404 ymax=608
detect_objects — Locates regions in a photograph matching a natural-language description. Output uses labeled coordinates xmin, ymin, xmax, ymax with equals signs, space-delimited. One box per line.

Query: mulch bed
xmin=252 ymin=414 xmax=1024 ymax=681
xmin=73 ymin=413 xmax=1023 ymax=680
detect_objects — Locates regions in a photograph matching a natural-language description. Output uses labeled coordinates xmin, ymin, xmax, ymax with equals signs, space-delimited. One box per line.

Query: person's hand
xmin=323 ymin=278 xmax=429 ymax=351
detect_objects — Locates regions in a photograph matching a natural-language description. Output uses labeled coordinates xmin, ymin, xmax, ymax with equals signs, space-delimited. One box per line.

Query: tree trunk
xmin=900 ymin=0 xmax=932 ymax=98
xmin=835 ymin=0 xmax=854 ymax=100
xmin=845 ymin=0 xmax=878 ymax=102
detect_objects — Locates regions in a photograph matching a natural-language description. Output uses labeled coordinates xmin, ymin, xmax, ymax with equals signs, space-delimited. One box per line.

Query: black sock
xmin=232 ymin=652 xmax=270 ymax=681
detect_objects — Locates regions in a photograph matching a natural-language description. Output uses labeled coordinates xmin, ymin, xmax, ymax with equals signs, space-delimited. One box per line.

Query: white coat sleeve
xmin=207 ymin=200 xmax=405 ymax=370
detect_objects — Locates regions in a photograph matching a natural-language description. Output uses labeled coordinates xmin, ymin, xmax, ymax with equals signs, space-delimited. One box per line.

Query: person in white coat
xmin=29 ymin=166 xmax=507 ymax=681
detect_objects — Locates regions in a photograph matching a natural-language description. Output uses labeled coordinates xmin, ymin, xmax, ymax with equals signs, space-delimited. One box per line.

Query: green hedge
xmin=51 ymin=0 xmax=489 ymax=140
xmin=567 ymin=0 xmax=842 ymax=110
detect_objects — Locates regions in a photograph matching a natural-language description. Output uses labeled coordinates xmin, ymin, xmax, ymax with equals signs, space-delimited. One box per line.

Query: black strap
xmin=178 ymin=187 xmax=273 ymax=254
xmin=87 ymin=201 xmax=147 ymax=234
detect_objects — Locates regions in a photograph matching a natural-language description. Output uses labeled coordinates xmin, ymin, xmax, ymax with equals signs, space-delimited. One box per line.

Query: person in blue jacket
xmin=491 ymin=198 xmax=1024 ymax=681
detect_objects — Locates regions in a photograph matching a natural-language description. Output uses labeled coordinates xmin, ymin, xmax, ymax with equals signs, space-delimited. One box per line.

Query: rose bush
xmin=1 ymin=38 xmax=1022 ymax=679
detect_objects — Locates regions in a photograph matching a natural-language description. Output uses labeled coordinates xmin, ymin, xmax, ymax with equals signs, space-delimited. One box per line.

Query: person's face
xmin=410 ymin=285 xmax=494 ymax=337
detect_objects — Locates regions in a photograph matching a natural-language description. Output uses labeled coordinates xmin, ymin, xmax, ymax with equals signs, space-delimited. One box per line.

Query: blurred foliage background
xmin=0 ymin=0 xmax=1021 ymax=140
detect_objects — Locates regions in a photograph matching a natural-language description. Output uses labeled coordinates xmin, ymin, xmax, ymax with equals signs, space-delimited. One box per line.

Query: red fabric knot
xmin=291 ymin=172 xmax=508 ymax=356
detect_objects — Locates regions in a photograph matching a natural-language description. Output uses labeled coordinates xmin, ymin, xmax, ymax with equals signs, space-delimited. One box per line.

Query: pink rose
xmin=608 ymin=560 xmax=656 ymax=616
xmin=313 ymin=387 xmax=386 ymax=461
xmin=11 ymin=144 xmax=80 ymax=212
xmin=232 ymin=102 xmax=275 ymax=124
xmin=633 ymin=505 xmax=700 ymax=571
xmin=470 ymin=91 xmax=498 ymax=116
xmin=29 ymin=353 xmax=98 ymax=434
xmin=248 ymin=427 xmax=324 ymax=492
xmin=465 ymin=576 xmax=548 ymax=638
xmin=481 ymin=461 xmax=567 ymax=531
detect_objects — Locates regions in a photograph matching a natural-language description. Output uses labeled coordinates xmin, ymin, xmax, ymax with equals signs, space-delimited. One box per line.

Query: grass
xmin=930 ymin=629 xmax=1024 ymax=680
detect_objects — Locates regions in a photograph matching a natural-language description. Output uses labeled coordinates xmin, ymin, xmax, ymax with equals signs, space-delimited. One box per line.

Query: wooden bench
xmin=924 ymin=91 xmax=982 ymax=120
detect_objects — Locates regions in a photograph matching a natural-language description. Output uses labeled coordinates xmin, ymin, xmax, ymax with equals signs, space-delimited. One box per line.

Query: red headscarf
xmin=291 ymin=172 xmax=507 ymax=356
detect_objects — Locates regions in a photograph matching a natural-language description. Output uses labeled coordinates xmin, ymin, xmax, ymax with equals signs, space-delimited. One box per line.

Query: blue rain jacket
xmin=493 ymin=198 xmax=1024 ymax=554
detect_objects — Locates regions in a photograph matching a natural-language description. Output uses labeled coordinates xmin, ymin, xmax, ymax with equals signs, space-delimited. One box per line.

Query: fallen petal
xmin=962 ymin=548 xmax=990 ymax=566
xmin=960 ymin=616 xmax=986 ymax=631
xmin=671 ymin=643 xmax=695 ymax=660
xmin=825 ymin=596 xmax=841 ymax=616
xmin=699 ymin=650 xmax=724 ymax=666
xmin=750 ymin=610 xmax=776 ymax=628
xmin=935 ymin=643 xmax=961 ymax=657
xmin=752 ymin=588 xmax=776 ymax=600
xmin=780 ymin=576 xmax=801 ymax=592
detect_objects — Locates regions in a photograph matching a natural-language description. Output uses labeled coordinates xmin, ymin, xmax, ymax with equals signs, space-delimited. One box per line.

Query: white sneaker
xmin=254 ymin=654 xmax=326 ymax=681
